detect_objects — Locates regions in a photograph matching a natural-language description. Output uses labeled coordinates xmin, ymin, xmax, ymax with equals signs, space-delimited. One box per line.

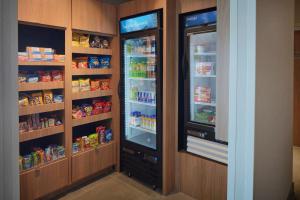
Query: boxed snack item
xmin=40 ymin=48 xmax=54 ymax=61
xmin=98 ymin=55 xmax=111 ymax=68
xmin=27 ymin=47 xmax=42 ymax=61
xmin=54 ymin=54 xmax=65 ymax=62
xmin=88 ymin=56 xmax=100 ymax=68
xmin=27 ymin=73 xmax=39 ymax=83
xmin=43 ymin=90 xmax=53 ymax=104
xmin=90 ymin=80 xmax=100 ymax=91
xmin=79 ymin=78 xmax=90 ymax=92
xmin=52 ymin=70 xmax=63 ymax=81
xmin=72 ymin=80 xmax=80 ymax=93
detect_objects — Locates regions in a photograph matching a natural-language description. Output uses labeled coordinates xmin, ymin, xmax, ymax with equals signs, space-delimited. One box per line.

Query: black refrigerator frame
xmin=119 ymin=9 xmax=163 ymax=190
xmin=178 ymin=7 xmax=223 ymax=151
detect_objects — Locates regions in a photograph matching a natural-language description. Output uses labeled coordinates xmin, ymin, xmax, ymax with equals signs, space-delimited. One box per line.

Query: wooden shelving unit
xmin=72 ymin=90 xmax=113 ymax=100
xmin=19 ymin=81 xmax=64 ymax=91
xmin=19 ymin=125 xmax=64 ymax=142
xmin=72 ymin=46 xmax=112 ymax=55
xmin=19 ymin=103 xmax=65 ymax=116
xmin=18 ymin=61 xmax=65 ymax=66
xmin=72 ymin=68 xmax=113 ymax=76
xmin=72 ymin=112 xmax=112 ymax=127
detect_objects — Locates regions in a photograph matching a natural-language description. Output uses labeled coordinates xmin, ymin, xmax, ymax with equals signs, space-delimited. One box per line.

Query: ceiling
xmin=101 ymin=0 xmax=132 ymax=4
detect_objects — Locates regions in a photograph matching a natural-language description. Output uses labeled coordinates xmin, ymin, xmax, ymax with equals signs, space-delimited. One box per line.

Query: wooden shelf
xmin=72 ymin=112 xmax=112 ymax=127
xmin=72 ymin=46 xmax=112 ymax=55
xmin=72 ymin=68 xmax=112 ymax=76
xmin=72 ymin=141 xmax=115 ymax=156
xmin=19 ymin=81 xmax=64 ymax=91
xmin=19 ymin=103 xmax=65 ymax=116
xmin=19 ymin=125 xmax=64 ymax=142
xmin=18 ymin=61 xmax=65 ymax=66
xmin=72 ymin=90 xmax=112 ymax=100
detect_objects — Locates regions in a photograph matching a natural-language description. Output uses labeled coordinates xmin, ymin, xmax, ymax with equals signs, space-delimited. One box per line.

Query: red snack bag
xmin=92 ymin=101 xmax=104 ymax=115
xmin=52 ymin=70 xmax=63 ymax=81
xmin=39 ymin=71 xmax=51 ymax=82
xmin=100 ymin=79 xmax=110 ymax=90
xmin=103 ymin=102 xmax=112 ymax=113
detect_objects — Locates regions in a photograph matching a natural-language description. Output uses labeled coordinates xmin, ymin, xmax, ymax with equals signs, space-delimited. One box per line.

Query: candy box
xmin=54 ymin=54 xmax=65 ymax=62
xmin=27 ymin=47 xmax=42 ymax=61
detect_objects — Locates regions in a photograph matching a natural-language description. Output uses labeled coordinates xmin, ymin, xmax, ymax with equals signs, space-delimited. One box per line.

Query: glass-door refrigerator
xmin=178 ymin=8 xmax=228 ymax=164
xmin=120 ymin=10 xmax=162 ymax=190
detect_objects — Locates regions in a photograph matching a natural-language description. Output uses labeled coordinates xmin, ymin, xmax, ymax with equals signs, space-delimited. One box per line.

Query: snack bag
xmin=39 ymin=71 xmax=52 ymax=82
xmin=72 ymin=33 xmax=80 ymax=47
xmin=79 ymin=34 xmax=90 ymax=48
xmin=19 ymin=94 xmax=29 ymax=107
xmin=18 ymin=52 xmax=28 ymax=62
xmin=79 ymin=78 xmax=91 ymax=92
xmin=72 ymin=80 xmax=80 ymax=93
xmin=18 ymin=71 xmax=27 ymax=83
xmin=53 ymin=95 xmax=63 ymax=103
xmin=88 ymin=133 xmax=99 ymax=147
xmin=98 ymin=55 xmax=111 ymax=68
xmin=100 ymin=79 xmax=110 ymax=90
xmin=96 ymin=126 xmax=106 ymax=144
xmin=90 ymin=80 xmax=100 ymax=91
xmin=30 ymin=92 xmax=43 ymax=105
xmin=27 ymin=73 xmax=39 ymax=83
xmin=82 ymin=104 xmax=93 ymax=116
xmin=88 ymin=57 xmax=100 ymax=68
xmin=92 ymin=100 xmax=104 ymax=115
xmin=75 ymin=57 xmax=88 ymax=69
xmin=103 ymin=102 xmax=112 ymax=113
xmin=52 ymin=70 xmax=63 ymax=81
xmin=43 ymin=90 xmax=53 ymax=104
xmin=72 ymin=61 xmax=78 ymax=69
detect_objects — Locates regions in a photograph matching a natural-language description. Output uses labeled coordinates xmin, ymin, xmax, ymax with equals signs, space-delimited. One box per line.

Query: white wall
xmin=254 ymin=0 xmax=294 ymax=199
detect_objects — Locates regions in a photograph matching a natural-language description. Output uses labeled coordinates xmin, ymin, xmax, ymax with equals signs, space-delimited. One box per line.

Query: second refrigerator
xmin=120 ymin=10 xmax=163 ymax=190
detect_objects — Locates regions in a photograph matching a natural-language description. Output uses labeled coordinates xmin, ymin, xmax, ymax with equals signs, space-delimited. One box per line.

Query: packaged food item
xmin=82 ymin=136 xmax=90 ymax=149
xmin=100 ymin=79 xmax=110 ymax=90
xmin=103 ymin=102 xmax=112 ymax=113
xmin=90 ymin=80 xmax=100 ymax=91
xmin=79 ymin=78 xmax=91 ymax=92
xmin=79 ymin=34 xmax=90 ymax=48
xmin=19 ymin=121 xmax=28 ymax=133
xmin=45 ymin=147 xmax=52 ymax=162
xmin=43 ymin=90 xmax=53 ymax=104
xmin=39 ymin=71 xmax=52 ymax=82
xmin=27 ymin=47 xmax=42 ymax=61
xmin=102 ymin=39 xmax=109 ymax=49
xmin=96 ymin=126 xmax=106 ymax=144
xmin=72 ymin=33 xmax=80 ymax=47
xmin=19 ymin=94 xmax=29 ymax=107
xmin=72 ymin=80 xmax=80 ymax=93
xmin=194 ymin=86 xmax=212 ymax=103
xmin=19 ymin=156 xmax=23 ymax=171
xmin=52 ymin=70 xmax=63 ymax=81
xmin=75 ymin=57 xmax=88 ymax=69
xmin=72 ymin=61 xmax=78 ymax=69
xmin=27 ymin=73 xmax=39 ymax=83
xmin=23 ymin=155 xmax=32 ymax=170
xmin=98 ymin=56 xmax=111 ymax=68
xmin=105 ymin=129 xmax=112 ymax=142
xmin=18 ymin=71 xmax=27 ymax=83
xmin=195 ymin=62 xmax=214 ymax=75
xmin=48 ymin=118 xmax=55 ymax=127
xmin=88 ymin=56 xmax=100 ymax=68
xmin=54 ymin=54 xmax=65 ymax=62
xmin=82 ymin=104 xmax=93 ymax=116
xmin=57 ymin=146 xmax=65 ymax=159
xmin=88 ymin=133 xmax=99 ymax=148
xmin=55 ymin=119 xmax=63 ymax=126
xmin=53 ymin=95 xmax=63 ymax=103
xmin=30 ymin=92 xmax=43 ymax=105
xmin=89 ymin=35 xmax=102 ymax=48
xmin=72 ymin=143 xmax=80 ymax=154
xmin=72 ymin=106 xmax=85 ymax=119
xmin=18 ymin=52 xmax=28 ymax=62
xmin=92 ymin=100 xmax=104 ymax=115
xmin=41 ymin=48 xmax=54 ymax=61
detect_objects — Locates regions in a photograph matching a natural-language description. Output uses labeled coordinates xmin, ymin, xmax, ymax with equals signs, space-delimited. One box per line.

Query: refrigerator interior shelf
xmin=129 ymin=125 xmax=156 ymax=135
xmin=128 ymin=77 xmax=156 ymax=81
xmin=126 ymin=54 xmax=156 ymax=58
xmin=194 ymin=75 xmax=216 ymax=78
xmin=194 ymin=52 xmax=216 ymax=56
xmin=194 ymin=101 xmax=216 ymax=107
xmin=127 ymin=100 xmax=156 ymax=107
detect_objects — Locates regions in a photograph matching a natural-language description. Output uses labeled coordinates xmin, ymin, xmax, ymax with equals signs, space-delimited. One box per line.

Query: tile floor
xmin=294 ymin=146 xmax=300 ymax=199
xmin=59 ymin=173 xmax=194 ymax=200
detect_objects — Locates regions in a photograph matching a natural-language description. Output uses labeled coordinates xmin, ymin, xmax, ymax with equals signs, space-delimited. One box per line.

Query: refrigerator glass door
xmin=124 ymin=35 xmax=157 ymax=150
xmin=189 ymin=31 xmax=217 ymax=125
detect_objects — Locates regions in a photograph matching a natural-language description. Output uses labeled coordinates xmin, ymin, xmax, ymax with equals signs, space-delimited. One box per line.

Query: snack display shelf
xmin=72 ymin=90 xmax=113 ymax=100
xmin=19 ymin=103 xmax=65 ymax=116
xmin=129 ymin=125 xmax=156 ymax=135
xmin=194 ymin=75 xmax=216 ymax=78
xmin=194 ymin=52 xmax=216 ymax=56
xmin=19 ymin=157 xmax=67 ymax=175
xmin=128 ymin=77 xmax=156 ymax=81
xmin=72 ymin=112 xmax=112 ymax=127
xmin=19 ymin=125 xmax=64 ymax=142
xmin=194 ymin=101 xmax=216 ymax=107
xmin=72 ymin=68 xmax=113 ymax=76
xmin=72 ymin=46 xmax=112 ymax=55
xmin=18 ymin=61 xmax=65 ymax=66
xmin=19 ymin=81 xmax=65 ymax=91
xmin=127 ymin=100 xmax=156 ymax=107
xmin=72 ymin=141 xmax=115 ymax=156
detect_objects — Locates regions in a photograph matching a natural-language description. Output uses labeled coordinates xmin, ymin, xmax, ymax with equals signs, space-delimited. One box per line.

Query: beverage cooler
xmin=178 ymin=8 xmax=228 ymax=164
xmin=119 ymin=10 xmax=162 ymax=189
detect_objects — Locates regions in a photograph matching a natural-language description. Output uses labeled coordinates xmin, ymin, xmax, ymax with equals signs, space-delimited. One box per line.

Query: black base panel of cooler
xmin=121 ymin=149 xmax=162 ymax=190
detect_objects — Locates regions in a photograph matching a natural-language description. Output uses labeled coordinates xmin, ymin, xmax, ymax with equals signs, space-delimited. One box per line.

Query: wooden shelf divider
xmin=19 ymin=103 xmax=65 ymax=116
xmin=72 ymin=46 xmax=112 ymax=55
xmin=19 ymin=81 xmax=64 ymax=91
xmin=19 ymin=125 xmax=64 ymax=142
xmin=72 ymin=112 xmax=112 ymax=127
xmin=72 ymin=90 xmax=113 ymax=100
xmin=18 ymin=61 xmax=65 ymax=66
xmin=72 ymin=68 xmax=112 ymax=76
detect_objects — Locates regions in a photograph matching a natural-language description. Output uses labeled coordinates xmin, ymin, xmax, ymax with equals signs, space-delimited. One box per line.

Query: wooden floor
xmin=59 ymin=173 xmax=195 ymax=200
xmin=294 ymin=146 xmax=300 ymax=199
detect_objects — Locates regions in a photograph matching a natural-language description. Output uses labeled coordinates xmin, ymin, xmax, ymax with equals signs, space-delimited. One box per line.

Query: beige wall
xmin=296 ymin=0 xmax=300 ymax=28
xmin=254 ymin=0 xmax=294 ymax=199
